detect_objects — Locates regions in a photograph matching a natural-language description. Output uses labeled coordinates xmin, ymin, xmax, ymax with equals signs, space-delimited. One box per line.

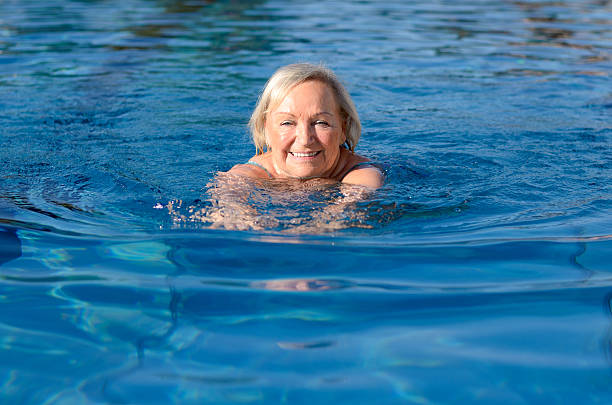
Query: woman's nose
xmin=295 ymin=121 xmax=315 ymax=145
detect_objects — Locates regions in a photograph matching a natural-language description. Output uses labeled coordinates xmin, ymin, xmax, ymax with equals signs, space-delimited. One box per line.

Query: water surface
xmin=0 ymin=0 xmax=611 ymax=403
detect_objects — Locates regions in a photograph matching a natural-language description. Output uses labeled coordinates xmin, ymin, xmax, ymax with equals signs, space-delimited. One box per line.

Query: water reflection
xmin=253 ymin=278 xmax=348 ymax=292
xmin=277 ymin=340 xmax=334 ymax=349
xmin=0 ymin=227 xmax=21 ymax=266
xmin=114 ymin=0 xmax=275 ymax=54
xmin=159 ymin=0 xmax=218 ymax=15
xmin=605 ymin=291 xmax=612 ymax=365
xmin=511 ymin=0 xmax=606 ymax=52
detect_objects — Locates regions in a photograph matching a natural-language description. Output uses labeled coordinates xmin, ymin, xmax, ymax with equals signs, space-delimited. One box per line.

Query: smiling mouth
xmin=289 ymin=151 xmax=320 ymax=158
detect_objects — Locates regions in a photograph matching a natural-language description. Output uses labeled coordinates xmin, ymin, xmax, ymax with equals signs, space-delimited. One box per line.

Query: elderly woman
xmin=229 ymin=63 xmax=384 ymax=188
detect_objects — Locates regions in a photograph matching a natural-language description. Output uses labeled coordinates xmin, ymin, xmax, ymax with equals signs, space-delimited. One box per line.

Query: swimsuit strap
xmin=339 ymin=162 xmax=382 ymax=182
xmin=245 ymin=161 xmax=273 ymax=178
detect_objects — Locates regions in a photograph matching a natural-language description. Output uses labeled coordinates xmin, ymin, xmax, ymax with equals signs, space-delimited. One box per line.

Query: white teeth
xmin=291 ymin=152 xmax=318 ymax=157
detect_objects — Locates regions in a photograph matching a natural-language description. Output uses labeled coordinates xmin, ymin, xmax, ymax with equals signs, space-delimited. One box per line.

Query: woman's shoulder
xmin=227 ymin=156 xmax=273 ymax=179
xmin=339 ymin=151 xmax=385 ymax=188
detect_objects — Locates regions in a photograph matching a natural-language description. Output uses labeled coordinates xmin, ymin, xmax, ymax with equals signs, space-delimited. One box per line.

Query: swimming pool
xmin=1 ymin=0 xmax=611 ymax=403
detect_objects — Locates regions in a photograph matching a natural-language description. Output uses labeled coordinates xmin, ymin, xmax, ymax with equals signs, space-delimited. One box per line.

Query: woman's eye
xmin=314 ymin=120 xmax=330 ymax=127
xmin=280 ymin=121 xmax=294 ymax=126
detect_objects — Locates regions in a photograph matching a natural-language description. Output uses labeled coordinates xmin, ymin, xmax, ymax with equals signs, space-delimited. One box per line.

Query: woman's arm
xmin=227 ymin=162 xmax=271 ymax=179
xmin=341 ymin=166 xmax=385 ymax=188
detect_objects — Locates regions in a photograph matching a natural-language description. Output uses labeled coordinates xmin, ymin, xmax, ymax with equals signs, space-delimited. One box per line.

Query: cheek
xmin=318 ymin=128 xmax=343 ymax=146
xmin=277 ymin=131 xmax=294 ymax=147
xmin=266 ymin=127 xmax=293 ymax=150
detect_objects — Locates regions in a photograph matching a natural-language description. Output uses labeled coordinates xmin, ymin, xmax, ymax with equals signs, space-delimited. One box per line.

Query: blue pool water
xmin=1 ymin=0 xmax=611 ymax=403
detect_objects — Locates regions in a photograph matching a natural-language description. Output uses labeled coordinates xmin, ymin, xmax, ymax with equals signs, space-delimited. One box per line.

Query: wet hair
xmin=248 ymin=63 xmax=361 ymax=154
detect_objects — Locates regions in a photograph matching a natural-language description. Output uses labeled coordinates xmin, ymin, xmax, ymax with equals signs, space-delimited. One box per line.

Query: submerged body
xmin=228 ymin=66 xmax=384 ymax=188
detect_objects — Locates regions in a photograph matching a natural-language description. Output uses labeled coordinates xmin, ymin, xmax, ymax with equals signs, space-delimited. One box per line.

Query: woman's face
xmin=265 ymin=80 xmax=346 ymax=178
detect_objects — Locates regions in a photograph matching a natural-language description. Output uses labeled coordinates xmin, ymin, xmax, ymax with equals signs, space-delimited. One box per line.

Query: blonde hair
xmin=248 ymin=63 xmax=361 ymax=154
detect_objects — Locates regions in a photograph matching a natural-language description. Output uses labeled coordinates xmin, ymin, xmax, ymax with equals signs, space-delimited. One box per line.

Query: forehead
xmin=270 ymin=80 xmax=338 ymax=113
